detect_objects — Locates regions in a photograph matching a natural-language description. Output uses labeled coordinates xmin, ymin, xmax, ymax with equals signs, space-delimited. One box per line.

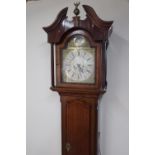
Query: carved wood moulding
xmin=43 ymin=5 xmax=113 ymax=43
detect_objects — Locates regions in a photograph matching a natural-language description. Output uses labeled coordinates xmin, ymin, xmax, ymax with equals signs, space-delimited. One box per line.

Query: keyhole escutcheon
xmin=65 ymin=142 xmax=71 ymax=152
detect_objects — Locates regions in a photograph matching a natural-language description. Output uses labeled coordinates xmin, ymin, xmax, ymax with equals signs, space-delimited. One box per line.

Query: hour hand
xmin=77 ymin=64 xmax=83 ymax=73
xmin=73 ymin=65 xmax=77 ymax=70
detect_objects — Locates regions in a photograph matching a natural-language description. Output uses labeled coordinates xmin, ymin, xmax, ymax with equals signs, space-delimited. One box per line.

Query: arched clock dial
xmin=62 ymin=35 xmax=95 ymax=83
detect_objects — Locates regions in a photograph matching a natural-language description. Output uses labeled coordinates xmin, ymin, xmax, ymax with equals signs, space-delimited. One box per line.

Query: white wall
xmin=26 ymin=0 xmax=129 ymax=155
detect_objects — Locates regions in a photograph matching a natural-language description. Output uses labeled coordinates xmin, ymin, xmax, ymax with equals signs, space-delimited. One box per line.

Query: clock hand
xmin=77 ymin=64 xmax=84 ymax=73
xmin=73 ymin=65 xmax=77 ymax=70
xmin=77 ymin=50 xmax=80 ymax=56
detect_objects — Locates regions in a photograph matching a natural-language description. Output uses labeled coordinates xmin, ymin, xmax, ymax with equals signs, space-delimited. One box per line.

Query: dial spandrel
xmin=62 ymin=35 xmax=95 ymax=84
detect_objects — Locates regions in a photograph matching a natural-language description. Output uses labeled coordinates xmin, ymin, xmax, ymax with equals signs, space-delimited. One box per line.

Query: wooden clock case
xmin=43 ymin=5 xmax=113 ymax=155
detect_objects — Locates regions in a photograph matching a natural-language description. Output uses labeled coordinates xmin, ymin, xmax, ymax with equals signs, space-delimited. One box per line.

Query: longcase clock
xmin=43 ymin=4 xmax=113 ymax=155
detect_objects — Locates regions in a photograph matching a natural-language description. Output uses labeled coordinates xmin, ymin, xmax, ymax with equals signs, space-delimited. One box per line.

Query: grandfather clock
xmin=43 ymin=3 xmax=113 ymax=155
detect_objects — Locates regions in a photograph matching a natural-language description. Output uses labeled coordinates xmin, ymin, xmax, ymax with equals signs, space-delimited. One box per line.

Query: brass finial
xmin=74 ymin=2 xmax=80 ymax=16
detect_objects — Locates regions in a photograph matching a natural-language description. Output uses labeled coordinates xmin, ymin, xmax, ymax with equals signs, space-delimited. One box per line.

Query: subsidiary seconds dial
xmin=62 ymin=49 xmax=95 ymax=83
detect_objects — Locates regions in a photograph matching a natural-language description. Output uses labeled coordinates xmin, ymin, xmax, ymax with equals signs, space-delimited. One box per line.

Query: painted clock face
xmin=62 ymin=35 xmax=95 ymax=84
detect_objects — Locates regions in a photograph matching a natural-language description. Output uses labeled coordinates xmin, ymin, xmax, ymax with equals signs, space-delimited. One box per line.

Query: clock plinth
xmin=43 ymin=4 xmax=113 ymax=155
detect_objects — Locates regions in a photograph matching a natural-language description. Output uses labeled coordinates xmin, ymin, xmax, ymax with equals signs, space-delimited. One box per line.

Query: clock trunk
xmin=61 ymin=95 xmax=98 ymax=155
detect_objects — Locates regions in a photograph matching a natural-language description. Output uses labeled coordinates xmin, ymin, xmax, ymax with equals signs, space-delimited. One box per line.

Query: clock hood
xmin=43 ymin=5 xmax=113 ymax=44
